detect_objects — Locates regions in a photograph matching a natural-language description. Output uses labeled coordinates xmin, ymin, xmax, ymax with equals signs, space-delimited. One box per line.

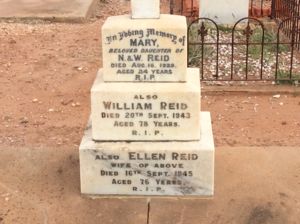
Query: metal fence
xmin=169 ymin=0 xmax=198 ymax=19
xmin=169 ymin=0 xmax=273 ymax=18
xmin=272 ymin=0 xmax=300 ymax=19
xmin=272 ymin=0 xmax=300 ymax=51
xmin=249 ymin=0 xmax=272 ymax=17
xmin=169 ymin=0 xmax=300 ymax=19
xmin=188 ymin=17 xmax=300 ymax=82
xmin=169 ymin=0 xmax=300 ymax=82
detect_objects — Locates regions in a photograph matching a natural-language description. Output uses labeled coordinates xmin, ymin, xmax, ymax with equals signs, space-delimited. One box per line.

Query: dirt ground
xmin=0 ymin=0 xmax=300 ymax=223
xmin=0 ymin=0 xmax=299 ymax=149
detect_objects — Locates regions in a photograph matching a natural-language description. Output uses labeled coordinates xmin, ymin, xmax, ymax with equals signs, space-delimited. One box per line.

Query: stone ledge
xmin=0 ymin=0 xmax=97 ymax=23
xmin=80 ymin=112 xmax=215 ymax=196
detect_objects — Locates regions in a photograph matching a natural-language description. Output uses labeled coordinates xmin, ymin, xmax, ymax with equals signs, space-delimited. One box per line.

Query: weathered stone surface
xmin=80 ymin=112 xmax=214 ymax=196
xmin=91 ymin=68 xmax=200 ymax=141
xmin=200 ymin=0 xmax=249 ymax=24
xmin=0 ymin=0 xmax=97 ymax=22
xmin=131 ymin=0 xmax=160 ymax=19
xmin=102 ymin=14 xmax=187 ymax=82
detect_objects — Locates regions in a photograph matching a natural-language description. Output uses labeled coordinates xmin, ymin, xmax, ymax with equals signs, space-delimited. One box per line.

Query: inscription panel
xmin=102 ymin=14 xmax=187 ymax=82
xmin=80 ymin=113 xmax=214 ymax=196
xmin=91 ymin=69 xmax=200 ymax=141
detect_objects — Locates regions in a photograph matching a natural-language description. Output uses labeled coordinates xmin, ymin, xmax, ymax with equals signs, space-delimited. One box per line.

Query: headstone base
xmin=80 ymin=112 xmax=214 ymax=196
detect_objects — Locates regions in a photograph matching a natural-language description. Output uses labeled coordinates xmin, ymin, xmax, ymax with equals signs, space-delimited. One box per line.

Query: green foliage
xmin=188 ymin=23 xmax=215 ymax=67
xmin=188 ymin=25 xmax=200 ymax=42
xmin=248 ymin=28 xmax=290 ymax=59
xmin=276 ymin=70 xmax=300 ymax=85
xmin=217 ymin=25 xmax=232 ymax=33
xmin=187 ymin=22 xmax=299 ymax=85
xmin=188 ymin=45 xmax=214 ymax=66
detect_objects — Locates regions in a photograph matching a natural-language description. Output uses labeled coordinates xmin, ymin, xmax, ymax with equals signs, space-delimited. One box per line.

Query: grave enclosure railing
xmin=168 ymin=0 xmax=300 ymax=82
xmin=272 ymin=0 xmax=300 ymax=48
xmin=187 ymin=17 xmax=300 ymax=82
xmin=250 ymin=0 xmax=272 ymax=17
xmin=169 ymin=0 xmax=199 ymax=19
xmin=169 ymin=0 xmax=300 ymax=19
xmin=169 ymin=0 xmax=273 ymax=19
xmin=272 ymin=0 xmax=300 ymax=19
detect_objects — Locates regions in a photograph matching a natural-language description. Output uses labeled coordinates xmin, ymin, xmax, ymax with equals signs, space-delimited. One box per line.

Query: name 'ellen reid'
xmin=128 ymin=152 xmax=198 ymax=161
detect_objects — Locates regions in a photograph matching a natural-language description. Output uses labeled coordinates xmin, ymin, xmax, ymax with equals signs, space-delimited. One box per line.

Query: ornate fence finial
xmin=198 ymin=22 xmax=208 ymax=41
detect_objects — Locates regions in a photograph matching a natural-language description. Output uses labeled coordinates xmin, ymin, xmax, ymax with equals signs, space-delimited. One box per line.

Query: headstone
xmin=131 ymin=0 xmax=160 ymax=19
xmin=199 ymin=0 xmax=249 ymax=24
xmin=102 ymin=14 xmax=187 ymax=82
xmin=79 ymin=0 xmax=215 ymax=196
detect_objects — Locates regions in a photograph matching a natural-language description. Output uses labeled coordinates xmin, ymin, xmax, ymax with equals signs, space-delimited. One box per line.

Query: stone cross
xmin=131 ymin=0 xmax=160 ymax=19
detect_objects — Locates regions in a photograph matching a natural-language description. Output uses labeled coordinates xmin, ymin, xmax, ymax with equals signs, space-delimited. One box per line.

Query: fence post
xmin=271 ymin=0 xmax=276 ymax=18
xmin=170 ymin=0 xmax=174 ymax=14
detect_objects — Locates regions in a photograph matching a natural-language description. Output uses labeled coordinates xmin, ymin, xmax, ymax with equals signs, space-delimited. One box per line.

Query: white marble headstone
xmin=199 ymin=0 xmax=249 ymax=24
xmin=91 ymin=68 xmax=200 ymax=141
xmin=131 ymin=0 xmax=160 ymax=19
xmin=80 ymin=112 xmax=215 ymax=196
xmin=79 ymin=0 xmax=215 ymax=197
xmin=101 ymin=14 xmax=187 ymax=82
